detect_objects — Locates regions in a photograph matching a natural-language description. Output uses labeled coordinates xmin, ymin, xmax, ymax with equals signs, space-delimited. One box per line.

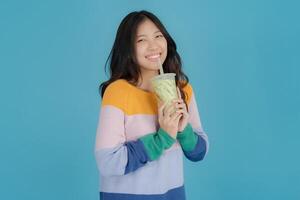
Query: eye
xmin=155 ymin=34 xmax=164 ymax=38
xmin=137 ymin=38 xmax=146 ymax=43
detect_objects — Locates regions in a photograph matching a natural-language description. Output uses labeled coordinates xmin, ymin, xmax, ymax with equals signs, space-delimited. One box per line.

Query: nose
xmin=147 ymin=40 xmax=159 ymax=51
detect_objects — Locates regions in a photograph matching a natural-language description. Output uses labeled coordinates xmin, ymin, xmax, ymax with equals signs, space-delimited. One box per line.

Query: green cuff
xmin=177 ymin=123 xmax=198 ymax=151
xmin=140 ymin=128 xmax=176 ymax=161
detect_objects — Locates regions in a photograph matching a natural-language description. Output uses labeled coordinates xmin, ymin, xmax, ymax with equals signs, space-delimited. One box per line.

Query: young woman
xmin=95 ymin=10 xmax=209 ymax=200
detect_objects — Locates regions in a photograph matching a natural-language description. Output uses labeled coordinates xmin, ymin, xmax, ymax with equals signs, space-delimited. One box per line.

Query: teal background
xmin=1 ymin=0 xmax=299 ymax=199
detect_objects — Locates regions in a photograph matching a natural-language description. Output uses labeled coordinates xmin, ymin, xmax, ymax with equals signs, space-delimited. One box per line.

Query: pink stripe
xmin=188 ymin=93 xmax=209 ymax=152
xmin=124 ymin=114 xmax=181 ymax=151
xmin=95 ymin=106 xmax=180 ymax=150
xmin=95 ymin=105 xmax=126 ymax=149
xmin=188 ymin=93 xmax=203 ymax=132
xmin=95 ymin=100 xmax=207 ymax=151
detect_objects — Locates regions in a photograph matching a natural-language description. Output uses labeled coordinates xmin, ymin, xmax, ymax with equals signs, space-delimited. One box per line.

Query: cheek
xmin=135 ymin=45 xmax=147 ymax=63
xmin=160 ymin=39 xmax=168 ymax=59
xmin=159 ymin=40 xmax=168 ymax=59
xmin=161 ymin=38 xmax=168 ymax=50
xmin=135 ymin=45 xmax=144 ymax=57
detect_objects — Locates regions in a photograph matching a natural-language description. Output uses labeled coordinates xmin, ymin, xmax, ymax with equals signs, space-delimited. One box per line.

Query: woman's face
xmin=135 ymin=19 xmax=168 ymax=73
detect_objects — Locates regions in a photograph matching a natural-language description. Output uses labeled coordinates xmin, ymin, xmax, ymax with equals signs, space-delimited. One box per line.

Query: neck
xmin=137 ymin=69 xmax=159 ymax=92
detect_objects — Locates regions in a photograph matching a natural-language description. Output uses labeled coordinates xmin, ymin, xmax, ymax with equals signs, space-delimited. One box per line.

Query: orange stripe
xmin=102 ymin=79 xmax=193 ymax=115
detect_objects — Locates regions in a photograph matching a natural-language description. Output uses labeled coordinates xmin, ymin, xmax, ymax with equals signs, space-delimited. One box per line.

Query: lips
xmin=145 ymin=53 xmax=161 ymax=61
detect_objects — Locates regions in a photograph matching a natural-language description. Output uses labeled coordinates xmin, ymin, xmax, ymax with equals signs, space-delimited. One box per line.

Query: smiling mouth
xmin=145 ymin=53 xmax=161 ymax=61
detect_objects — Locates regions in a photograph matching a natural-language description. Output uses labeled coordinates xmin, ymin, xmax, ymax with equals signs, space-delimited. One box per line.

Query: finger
xmin=164 ymin=104 xmax=175 ymax=117
xmin=156 ymin=95 xmax=163 ymax=104
xmin=158 ymin=101 xmax=167 ymax=118
xmin=175 ymin=109 xmax=188 ymax=117
xmin=170 ymin=108 xmax=180 ymax=118
xmin=172 ymin=98 xmax=183 ymax=104
xmin=171 ymin=112 xmax=182 ymax=122
xmin=175 ymin=113 xmax=183 ymax=122
xmin=170 ymin=111 xmax=180 ymax=120
xmin=157 ymin=96 xmax=163 ymax=106
xmin=177 ymin=87 xmax=182 ymax=99
xmin=157 ymin=101 xmax=163 ymax=110
xmin=174 ymin=103 xmax=186 ymax=110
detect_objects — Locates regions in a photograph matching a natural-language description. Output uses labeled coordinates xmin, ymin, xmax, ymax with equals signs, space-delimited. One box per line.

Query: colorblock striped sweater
xmin=94 ymin=79 xmax=209 ymax=200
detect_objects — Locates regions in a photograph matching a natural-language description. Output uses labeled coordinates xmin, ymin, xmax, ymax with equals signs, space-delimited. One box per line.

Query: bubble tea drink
xmin=150 ymin=59 xmax=178 ymax=114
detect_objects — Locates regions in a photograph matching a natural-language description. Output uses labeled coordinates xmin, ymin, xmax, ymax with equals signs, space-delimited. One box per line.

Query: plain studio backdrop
xmin=0 ymin=0 xmax=299 ymax=200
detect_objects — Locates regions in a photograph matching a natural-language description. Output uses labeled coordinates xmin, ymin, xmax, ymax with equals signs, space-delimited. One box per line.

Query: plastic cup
xmin=150 ymin=73 xmax=178 ymax=114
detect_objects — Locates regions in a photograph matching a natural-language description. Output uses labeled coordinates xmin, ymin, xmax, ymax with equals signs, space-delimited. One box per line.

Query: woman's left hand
xmin=173 ymin=87 xmax=190 ymax=132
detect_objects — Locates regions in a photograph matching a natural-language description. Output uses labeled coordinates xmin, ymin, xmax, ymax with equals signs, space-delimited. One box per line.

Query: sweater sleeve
xmin=94 ymin=82 xmax=176 ymax=177
xmin=176 ymin=85 xmax=209 ymax=162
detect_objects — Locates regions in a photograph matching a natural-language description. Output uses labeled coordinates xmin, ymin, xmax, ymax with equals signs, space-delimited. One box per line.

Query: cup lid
xmin=150 ymin=73 xmax=176 ymax=81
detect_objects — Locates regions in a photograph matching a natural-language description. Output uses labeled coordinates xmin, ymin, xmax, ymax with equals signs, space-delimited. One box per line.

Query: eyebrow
xmin=137 ymin=30 xmax=162 ymax=38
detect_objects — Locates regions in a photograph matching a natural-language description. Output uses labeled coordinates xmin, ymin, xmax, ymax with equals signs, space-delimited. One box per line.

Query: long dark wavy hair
xmin=99 ymin=10 xmax=190 ymax=106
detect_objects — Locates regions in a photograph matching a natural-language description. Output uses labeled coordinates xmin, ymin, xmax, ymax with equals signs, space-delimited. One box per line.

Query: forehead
xmin=136 ymin=18 xmax=160 ymax=35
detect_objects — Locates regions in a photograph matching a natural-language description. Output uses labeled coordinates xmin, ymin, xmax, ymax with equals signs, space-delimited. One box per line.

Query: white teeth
xmin=146 ymin=54 xmax=160 ymax=59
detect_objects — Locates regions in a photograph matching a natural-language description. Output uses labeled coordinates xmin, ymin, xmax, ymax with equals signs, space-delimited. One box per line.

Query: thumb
xmin=156 ymin=95 xmax=163 ymax=105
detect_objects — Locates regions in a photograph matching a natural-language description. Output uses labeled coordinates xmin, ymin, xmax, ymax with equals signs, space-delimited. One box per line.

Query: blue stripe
xmin=183 ymin=134 xmax=207 ymax=162
xmin=100 ymin=148 xmax=184 ymax=194
xmin=124 ymin=139 xmax=150 ymax=174
xmin=100 ymin=185 xmax=186 ymax=200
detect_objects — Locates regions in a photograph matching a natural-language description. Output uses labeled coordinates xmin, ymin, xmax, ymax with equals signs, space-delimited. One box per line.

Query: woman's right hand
xmin=157 ymin=100 xmax=182 ymax=139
